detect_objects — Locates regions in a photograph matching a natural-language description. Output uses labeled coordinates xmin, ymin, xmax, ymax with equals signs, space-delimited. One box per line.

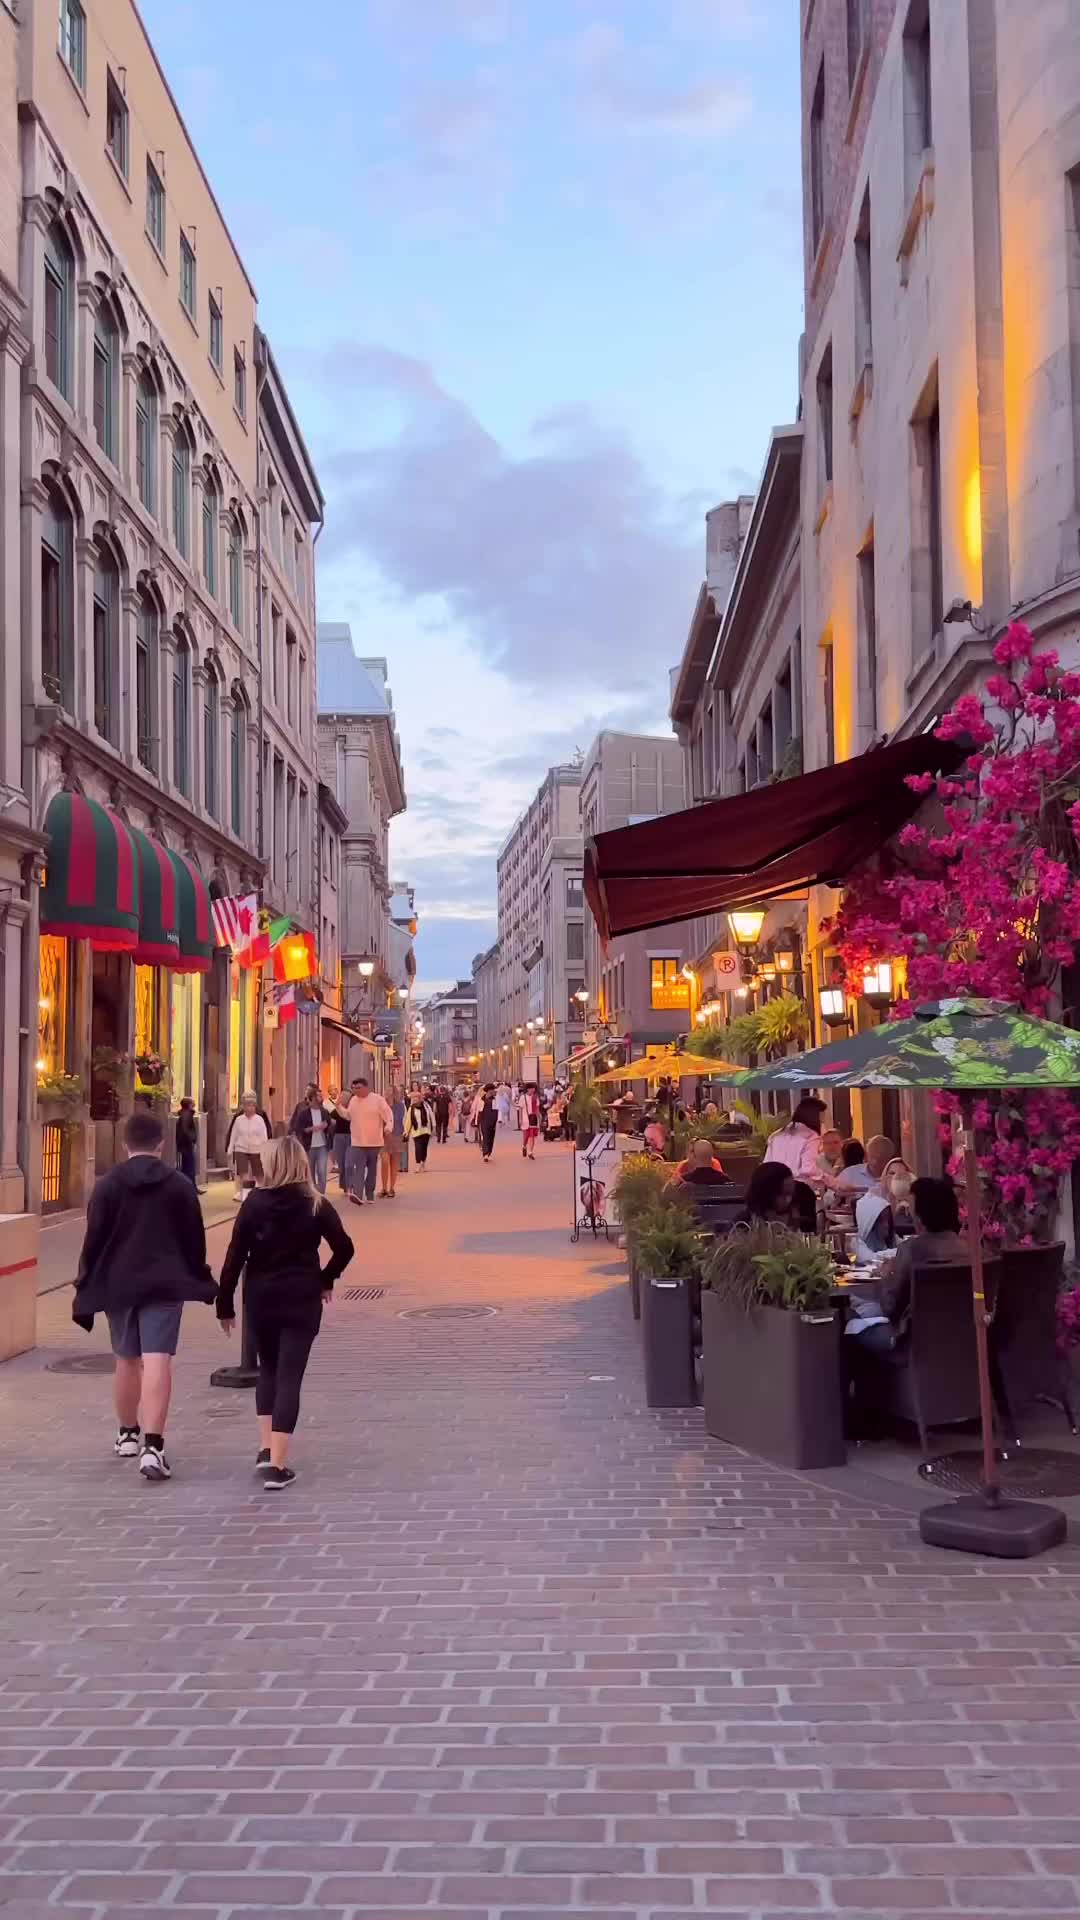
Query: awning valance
xmin=583 ymin=734 xmax=970 ymax=943
xmin=41 ymin=792 xmax=139 ymax=951
xmin=168 ymin=850 xmax=213 ymax=973
xmin=321 ymin=1015 xmax=376 ymax=1052
xmin=131 ymin=828 xmax=180 ymax=967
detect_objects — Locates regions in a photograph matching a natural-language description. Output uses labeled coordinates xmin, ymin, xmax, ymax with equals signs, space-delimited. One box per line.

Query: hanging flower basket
xmin=135 ymin=1052 xmax=167 ymax=1086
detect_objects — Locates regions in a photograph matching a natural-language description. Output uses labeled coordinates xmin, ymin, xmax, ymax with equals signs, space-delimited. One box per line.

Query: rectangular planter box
xmin=702 ymin=1289 xmax=845 ymax=1469
xmin=0 ymin=1212 xmax=39 ymax=1363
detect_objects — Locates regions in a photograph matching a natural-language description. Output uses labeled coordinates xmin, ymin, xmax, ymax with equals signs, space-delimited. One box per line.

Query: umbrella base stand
xmin=920 ymin=1494 xmax=1066 ymax=1558
xmin=209 ymin=1364 xmax=258 ymax=1388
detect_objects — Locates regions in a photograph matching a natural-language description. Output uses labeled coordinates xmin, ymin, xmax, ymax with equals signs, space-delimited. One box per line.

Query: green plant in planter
xmin=705 ymin=1221 xmax=832 ymax=1315
xmin=732 ymin=1097 xmax=788 ymax=1156
xmin=612 ymin=1153 xmax=669 ymax=1231
xmin=631 ymin=1196 xmax=703 ymax=1278
xmin=568 ymin=1076 xmax=607 ymax=1141
xmin=92 ymin=1046 xmax=133 ymax=1089
xmin=36 ymin=1069 xmax=84 ymax=1112
xmin=755 ymin=993 xmax=809 ymax=1056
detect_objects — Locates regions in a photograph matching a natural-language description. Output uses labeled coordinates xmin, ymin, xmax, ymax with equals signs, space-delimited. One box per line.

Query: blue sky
xmin=141 ymin=0 xmax=803 ymax=991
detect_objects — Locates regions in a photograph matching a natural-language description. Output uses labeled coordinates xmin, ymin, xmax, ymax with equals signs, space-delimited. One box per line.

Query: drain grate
xmin=342 ymin=1286 xmax=385 ymax=1302
xmin=919 ymin=1447 xmax=1080 ymax=1497
xmin=47 ymin=1354 xmax=115 ymax=1376
xmin=400 ymin=1304 xmax=498 ymax=1321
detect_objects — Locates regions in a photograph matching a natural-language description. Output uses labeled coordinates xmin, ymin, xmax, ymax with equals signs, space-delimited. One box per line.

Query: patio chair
xmin=686 ymin=1184 xmax=746 ymax=1237
xmin=863 ymin=1260 xmax=1002 ymax=1454
xmin=990 ymin=1243 xmax=1077 ymax=1440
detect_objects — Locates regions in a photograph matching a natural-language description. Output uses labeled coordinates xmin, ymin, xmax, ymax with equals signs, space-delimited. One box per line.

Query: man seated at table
xmin=671 ymin=1137 xmax=727 ymax=1188
xmin=816 ymin=1126 xmax=845 ymax=1187
xmin=845 ymin=1176 xmax=967 ymax=1408
xmin=833 ymin=1138 xmax=874 ymax=1195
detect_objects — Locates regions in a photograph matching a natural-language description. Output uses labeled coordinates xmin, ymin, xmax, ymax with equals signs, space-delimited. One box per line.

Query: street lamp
xmin=728 ymin=908 xmax=766 ymax=949
xmin=358 ymin=958 xmax=375 ymax=980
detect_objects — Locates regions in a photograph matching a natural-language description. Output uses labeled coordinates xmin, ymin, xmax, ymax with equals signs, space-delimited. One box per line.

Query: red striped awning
xmin=131 ymin=828 xmax=180 ymax=967
xmin=41 ymin=792 xmax=139 ymax=951
xmin=168 ymin=850 xmax=214 ymax=973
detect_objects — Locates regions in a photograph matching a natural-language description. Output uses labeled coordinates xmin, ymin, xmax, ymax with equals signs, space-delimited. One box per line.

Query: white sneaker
xmin=139 ymin=1442 xmax=171 ymax=1481
xmin=114 ymin=1427 xmax=140 ymax=1458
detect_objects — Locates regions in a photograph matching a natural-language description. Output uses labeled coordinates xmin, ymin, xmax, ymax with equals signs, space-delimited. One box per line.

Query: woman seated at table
xmin=847 ymin=1176 xmax=967 ymax=1376
xmin=854 ymin=1150 xmax=915 ymax=1260
xmin=742 ymin=1161 xmax=795 ymax=1224
xmin=834 ymin=1138 xmax=874 ymax=1195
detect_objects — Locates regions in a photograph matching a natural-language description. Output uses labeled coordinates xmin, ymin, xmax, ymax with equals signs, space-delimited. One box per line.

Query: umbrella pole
xmin=959 ymin=1095 xmax=999 ymax=1503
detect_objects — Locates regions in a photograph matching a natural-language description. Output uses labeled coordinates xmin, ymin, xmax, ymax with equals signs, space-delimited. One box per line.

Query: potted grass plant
xmin=634 ymin=1192 xmax=705 ymax=1409
xmin=701 ymin=1223 xmax=844 ymax=1469
xmin=568 ymin=1075 xmax=607 ymax=1149
xmin=613 ymin=1154 xmax=670 ymax=1319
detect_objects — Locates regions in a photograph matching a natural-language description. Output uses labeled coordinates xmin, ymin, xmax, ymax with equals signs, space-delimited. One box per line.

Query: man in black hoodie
xmin=74 ymin=1108 xmax=217 ymax=1481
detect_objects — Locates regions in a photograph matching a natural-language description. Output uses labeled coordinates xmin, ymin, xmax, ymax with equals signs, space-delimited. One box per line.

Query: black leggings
xmin=414 ymin=1134 xmax=430 ymax=1165
xmin=251 ymin=1314 xmax=319 ymax=1434
xmin=435 ymin=1118 xmax=449 ymax=1144
xmin=480 ymin=1121 xmax=497 ymax=1157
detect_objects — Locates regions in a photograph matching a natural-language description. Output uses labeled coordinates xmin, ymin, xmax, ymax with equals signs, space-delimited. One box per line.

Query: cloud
xmin=369 ymin=0 xmax=511 ymax=45
xmin=571 ymin=24 xmax=752 ymax=140
xmin=315 ymin=343 xmax=700 ymax=695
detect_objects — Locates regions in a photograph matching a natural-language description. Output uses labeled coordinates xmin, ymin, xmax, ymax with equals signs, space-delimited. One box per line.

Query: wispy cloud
xmin=570 ymin=24 xmax=752 ymax=139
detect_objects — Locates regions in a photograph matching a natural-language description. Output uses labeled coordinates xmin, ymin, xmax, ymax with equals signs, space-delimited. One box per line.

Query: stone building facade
xmin=472 ymin=938 xmax=500 ymax=1075
xmin=420 ymin=981 xmax=478 ymax=1086
xmin=495 ymin=764 xmax=583 ymax=1079
xmin=17 ymin=0 xmax=322 ymax=1198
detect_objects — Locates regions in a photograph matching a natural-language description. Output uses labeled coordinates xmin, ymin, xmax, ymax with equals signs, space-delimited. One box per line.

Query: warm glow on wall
xmin=963 ymin=464 xmax=982 ymax=574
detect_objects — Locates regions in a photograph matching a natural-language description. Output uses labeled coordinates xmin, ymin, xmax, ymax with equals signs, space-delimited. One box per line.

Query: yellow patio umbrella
xmin=593 ymin=1048 xmax=742 ymax=1084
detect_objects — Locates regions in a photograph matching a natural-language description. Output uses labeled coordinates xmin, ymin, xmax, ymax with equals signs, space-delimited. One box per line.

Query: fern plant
xmin=613 ymin=1154 xmax=669 ymax=1230
xmin=755 ymin=993 xmax=809 ymax=1056
xmin=705 ymin=1221 xmax=833 ymax=1315
xmin=632 ymin=1196 xmax=704 ymax=1278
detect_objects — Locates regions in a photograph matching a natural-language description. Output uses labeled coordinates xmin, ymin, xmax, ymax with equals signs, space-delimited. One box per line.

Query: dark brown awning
xmin=584 ymin=733 xmax=968 ymax=943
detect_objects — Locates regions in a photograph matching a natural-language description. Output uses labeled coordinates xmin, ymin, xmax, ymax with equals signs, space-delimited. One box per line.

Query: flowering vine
xmin=829 ymin=620 xmax=1080 ymax=1246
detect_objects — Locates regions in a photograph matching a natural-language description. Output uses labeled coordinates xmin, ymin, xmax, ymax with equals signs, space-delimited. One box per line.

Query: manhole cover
xmin=342 ymin=1287 xmax=385 ymax=1301
xmin=399 ymin=1305 xmax=498 ymax=1321
xmin=46 ymin=1354 xmax=115 ymax=1376
xmin=204 ymin=1402 xmax=245 ymax=1418
xmin=919 ymin=1447 xmax=1080 ymax=1497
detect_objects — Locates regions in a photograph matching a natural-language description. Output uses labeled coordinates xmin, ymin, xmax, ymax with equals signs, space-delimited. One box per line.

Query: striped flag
xmin=264 ymin=980 xmax=297 ymax=1029
xmin=211 ymin=891 xmax=258 ymax=953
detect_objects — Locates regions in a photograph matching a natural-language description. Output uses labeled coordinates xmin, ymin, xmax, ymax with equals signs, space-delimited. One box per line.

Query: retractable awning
xmin=41 ymin=791 xmax=139 ymax=951
xmin=584 ymin=734 xmax=969 ymax=943
xmin=321 ymin=1015 xmax=377 ymax=1052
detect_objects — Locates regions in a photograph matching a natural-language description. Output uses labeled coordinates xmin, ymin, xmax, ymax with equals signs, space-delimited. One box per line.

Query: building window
xmin=858 ymin=536 xmax=878 ymax=736
xmin=93 ymin=547 xmax=119 ymax=745
xmin=58 ymin=0 xmax=85 ymax=89
xmin=44 ymin=222 xmax=73 ymax=401
xmin=810 ymin=60 xmax=826 ymax=253
xmin=566 ymin=875 xmax=583 ymax=909
xmin=93 ymin=302 xmax=118 ymax=461
xmin=172 ymin=428 xmax=191 ymax=559
xmin=204 ymin=668 xmax=219 ymax=818
xmin=926 ymin=400 xmax=943 ymax=641
xmin=271 ymin=604 xmax=281 ymax=703
xmin=180 ymin=234 xmax=197 ymax=319
xmin=173 ymin=635 xmax=191 ymax=795
xmin=822 ymin=637 xmax=836 ymax=767
xmin=567 ymin=978 xmax=585 ymax=1023
xmin=817 ymin=343 xmax=834 ymax=488
xmin=135 ymin=372 xmax=157 ymax=513
xmin=230 ymin=693 xmax=245 ymax=836
xmin=106 ymin=69 xmax=128 ymax=175
xmin=202 ymin=474 xmax=219 ymax=597
xmin=846 ymin=0 xmax=868 ymax=91
xmin=228 ymin=514 xmax=243 ymax=627
xmin=650 ymin=957 xmax=689 ymax=1011
xmin=146 ymin=157 xmax=165 ymax=254
xmin=854 ymin=187 xmax=872 ymax=368
xmin=233 ymin=347 xmax=246 ymax=419
xmin=285 ymin=627 xmax=296 ymax=725
xmin=567 ymin=922 xmax=584 ymax=962
xmin=903 ymin=0 xmax=932 ymax=192
xmin=208 ymin=293 xmax=223 ymax=371
xmin=136 ymin=593 xmax=158 ymax=772
xmin=298 ymin=650 xmax=307 ymax=741
xmin=41 ymin=486 xmax=74 ymax=707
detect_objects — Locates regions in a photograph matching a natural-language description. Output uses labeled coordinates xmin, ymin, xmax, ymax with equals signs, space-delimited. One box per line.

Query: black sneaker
xmin=139 ymin=1441 xmax=171 ymax=1481
xmin=255 ymin=1448 xmax=271 ymax=1470
xmin=262 ymin=1466 xmax=296 ymax=1491
xmin=114 ymin=1426 xmax=140 ymax=1459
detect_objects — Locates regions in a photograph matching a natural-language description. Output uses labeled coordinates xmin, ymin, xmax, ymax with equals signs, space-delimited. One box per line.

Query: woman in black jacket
xmin=216 ymin=1135 xmax=354 ymax=1490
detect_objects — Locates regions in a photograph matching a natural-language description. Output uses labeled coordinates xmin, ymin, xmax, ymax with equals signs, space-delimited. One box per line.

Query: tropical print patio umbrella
xmin=728 ymin=998 xmax=1080 ymax=1502
xmin=720 ymin=998 xmax=1080 ymax=1091
xmin=593 ymin=1046 xmax=742 ymax=1085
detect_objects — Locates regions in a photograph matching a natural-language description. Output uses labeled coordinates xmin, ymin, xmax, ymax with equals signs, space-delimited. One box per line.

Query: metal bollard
xmin=210 ymin=1292 xmax=258 ymax=1389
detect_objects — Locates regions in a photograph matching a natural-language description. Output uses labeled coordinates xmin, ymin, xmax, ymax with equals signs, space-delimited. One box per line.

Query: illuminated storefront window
xmin=134 ymin=964 xmax=162 ymax=1058
xmin=170 ymin=974 xmax=203 ymax=1105
xmin=228 ymin=961 xmax=256 ymax=1109
xmin=37 ymin=935 xmax=70 ymax=1075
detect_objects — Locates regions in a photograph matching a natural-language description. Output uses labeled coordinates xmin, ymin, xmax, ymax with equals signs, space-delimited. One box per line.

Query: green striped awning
xmin=131 ymin=828 xmax=180 ymax=967
xmin=168 ymin=850 xmax=213 ymax=973
xmin=41 ymin=792 xmax=139 ymax=951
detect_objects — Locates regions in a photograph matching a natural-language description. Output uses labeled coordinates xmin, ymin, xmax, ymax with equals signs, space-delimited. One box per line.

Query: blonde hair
xmin=260 ymin=1134 xmax=319 ymax=1210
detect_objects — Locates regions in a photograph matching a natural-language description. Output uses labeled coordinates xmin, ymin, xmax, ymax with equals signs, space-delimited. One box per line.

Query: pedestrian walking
xmin=433 ymin=1084 xmax=451 ymax=1145
xmin=226 ymin=1091 xmax=270 ymax=1200
xmin=288 ymin=1082 xmax=335 ymax=1194
xmin=404 ymin=1090 xmax=435 ymax=1169
xmin=216 ymin=1136 xmax=354 ymax=1491
xmin=73 ymin=1108 xmax=217 ymax=1481
xmin=381 ymin=1092 xmax=406 ymax=1198
xmin=477 ymin=1084 xmax=499 ymax=1162
xmin=518 ymin=1083 xmax=541 ymax=1159
xmin=328 ymin=1087 xmax=350 ymax=1191
xmin=175 ymin=1097 xmax=199 ymax=1187
xmin=496 ymin=1081 xmax=512 ymax=1127
xmin=336 ymin=1076 xmax=394 ymax=1207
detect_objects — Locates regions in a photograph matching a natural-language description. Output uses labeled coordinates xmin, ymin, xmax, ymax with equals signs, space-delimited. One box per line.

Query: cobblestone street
xmin=2 ymin=1134 xmax=1080 ymax=1918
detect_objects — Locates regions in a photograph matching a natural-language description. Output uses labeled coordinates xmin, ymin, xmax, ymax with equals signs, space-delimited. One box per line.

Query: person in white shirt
xmin=763 ymin=1096 xmax=827 ymax=1186
xmin=227 ymin=1092 xmax=270 ymax=1201
xmin=336 ymin=1077 xmax=394 ymax=1207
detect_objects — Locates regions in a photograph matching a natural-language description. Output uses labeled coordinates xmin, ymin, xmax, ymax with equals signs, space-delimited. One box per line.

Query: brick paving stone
xmin=2 ymin=1140 xmax=1080 ymax=1919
